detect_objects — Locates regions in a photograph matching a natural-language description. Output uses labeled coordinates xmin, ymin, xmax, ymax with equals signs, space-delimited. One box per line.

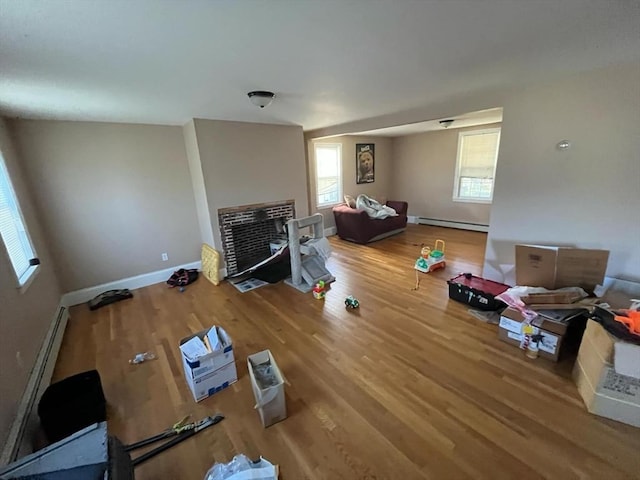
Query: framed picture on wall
xmin=356 ymin=143 xmax=375 ymax=184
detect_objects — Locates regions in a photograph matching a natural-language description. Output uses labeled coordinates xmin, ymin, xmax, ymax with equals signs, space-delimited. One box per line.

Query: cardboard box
xmin=500 ymin=306 xmax=572 ymax=336
xmin=247 ymin=350 xmax=286 ymax=427
xmin=498 ymin=307 xmax=564 ymax=361
xmin=521 ymin=292 xmax=582 ymax=305
xmin=580 ymin=320 xmax=640 ymax=380
xmin=515 ymin=245 xmax=609 ymax=291
xmin=573 ymin=321 xmax=640 ymax=428
xmin=180 ymin=326 xmax=237 ymax=402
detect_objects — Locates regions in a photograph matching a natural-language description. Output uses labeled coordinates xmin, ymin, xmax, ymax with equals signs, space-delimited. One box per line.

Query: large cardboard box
xmin=180 ymin=326 xmax=237 ymax=402
xmin=515 ymin=245 xmax=609 ymax=291
xmin=247 ymin=350 xmax=286 ymax=428
xmin=498 ymin=307 xmax=564 ymax=361
xmin=573 ymin=321 xmax=640 ymax=428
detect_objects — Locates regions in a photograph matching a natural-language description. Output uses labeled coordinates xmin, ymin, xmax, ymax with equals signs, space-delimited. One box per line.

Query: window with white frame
xmin=314 ymin=144 xmax=342 ymax=208
xmin=453 ymin=127 xmax=501 ymax=203
xmin=0 ymin=152 xmax=39 ymax=287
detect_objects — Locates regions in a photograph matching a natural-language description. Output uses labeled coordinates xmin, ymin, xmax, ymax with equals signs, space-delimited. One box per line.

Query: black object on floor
xmin=88 ymin=289 xmax=133 ymax=311
xmin=38 ymin=370 xmax=107 ymax=444
xmin=252 ymin=259 xmax=291 ymax=284
xmin=125 ymin=414 xmax=224 ymax=467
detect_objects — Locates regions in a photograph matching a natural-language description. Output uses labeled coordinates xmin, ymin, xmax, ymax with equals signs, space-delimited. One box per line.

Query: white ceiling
xmin=348 ymin=108 xmax=503 ymax=137
xmin=1 ymin=1 xmax=638 ymax=131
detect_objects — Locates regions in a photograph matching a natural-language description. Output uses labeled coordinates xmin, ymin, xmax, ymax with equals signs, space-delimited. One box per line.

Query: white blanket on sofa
xmin=355 ymin=194 xmax=398 ymax=219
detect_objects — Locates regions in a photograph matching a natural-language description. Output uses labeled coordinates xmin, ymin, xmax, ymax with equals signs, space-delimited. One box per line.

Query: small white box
xmin=247 ymin=350 xmax=287 ymax=428
xmin=269 ymin=239 xmax=287 ymax=255
xmin=180 ymin=326 xmax=237 ymax=402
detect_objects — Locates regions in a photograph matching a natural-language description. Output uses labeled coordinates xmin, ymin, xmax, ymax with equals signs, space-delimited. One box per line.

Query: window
xmin=0 ymin=152 xmax=38 ymax=287
xmin=314 ymin=144 xmax=342 ymax=207
xmin=453 ymin=128 xmax=501 ymax=203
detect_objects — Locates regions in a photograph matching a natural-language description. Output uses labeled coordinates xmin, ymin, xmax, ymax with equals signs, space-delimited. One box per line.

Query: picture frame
xmin=356 ymin=143 xmax=375 ymax=184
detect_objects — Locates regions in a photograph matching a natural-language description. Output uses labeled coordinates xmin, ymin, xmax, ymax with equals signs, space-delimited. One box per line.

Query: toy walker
xmin=413 ymin=239 xmax=446 ymax=290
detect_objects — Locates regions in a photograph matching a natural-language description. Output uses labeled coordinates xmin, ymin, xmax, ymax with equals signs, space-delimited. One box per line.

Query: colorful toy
xmin=312 ymin=280 xmax=326 ymax=299
xmin=345 ymin=295 xmax=360 ymax=309
xmin=413 ymin=240 xmax=446 ymax=290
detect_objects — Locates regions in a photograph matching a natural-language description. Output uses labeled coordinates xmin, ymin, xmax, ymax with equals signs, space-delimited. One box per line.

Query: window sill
xmin=317 ymin=202 xmax=343 ymax=209
xmin=18 ymin=264 xmax=40 ymax=294
xmin=452 ymin=197 xmax=493 ymax=205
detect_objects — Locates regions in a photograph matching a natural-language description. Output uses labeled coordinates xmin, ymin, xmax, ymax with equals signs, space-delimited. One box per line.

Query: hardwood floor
xmin=52 ymin=225 xmax=640 ymax=480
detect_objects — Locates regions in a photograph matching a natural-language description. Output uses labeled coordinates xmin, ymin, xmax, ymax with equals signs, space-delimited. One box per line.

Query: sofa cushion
xmin=344 ymin=194 xmax=356 ymax=208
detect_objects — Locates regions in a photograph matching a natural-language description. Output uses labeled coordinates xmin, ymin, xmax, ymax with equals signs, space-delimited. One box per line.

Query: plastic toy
xmin=345 ymin=295 xmax=360 ymax=309
xmin=413 ymin=240 xmax=446 ymax=290
xmin=312 ymin=280 xmax=326 ymax=299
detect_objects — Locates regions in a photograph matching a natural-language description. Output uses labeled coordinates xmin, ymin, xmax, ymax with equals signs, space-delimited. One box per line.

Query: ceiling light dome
xmin=247 ymin=91 xmax=275 ymax=108
xmin=439 ymin=119 xmax=454 ymax=128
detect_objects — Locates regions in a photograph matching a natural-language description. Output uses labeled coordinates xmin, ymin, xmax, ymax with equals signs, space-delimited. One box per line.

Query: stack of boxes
xmin=497 ymin=245 xmax=609 ymax=362
xmin=574 ymin=319 xmax=640 ymax=427
xmin=496 ymin=245 xmax=640 ymax=428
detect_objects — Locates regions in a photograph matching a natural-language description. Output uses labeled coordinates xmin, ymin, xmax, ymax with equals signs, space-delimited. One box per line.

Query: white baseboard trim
xmin=61 ymin=260 xmax=201 ymax=307
xmin=0 ymin=303 xmax=69 ymax=466
xmin=417 ymin=217 xmax=489 ymax=233
xmin=324 ymin=226 xmax=337 ymax=236
xmin=407 ymin=215 xmax=419 ymax=224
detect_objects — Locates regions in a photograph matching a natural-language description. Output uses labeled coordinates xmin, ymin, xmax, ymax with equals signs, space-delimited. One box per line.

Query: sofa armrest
xmin=386 ymin=200 xmax=408 ymax=216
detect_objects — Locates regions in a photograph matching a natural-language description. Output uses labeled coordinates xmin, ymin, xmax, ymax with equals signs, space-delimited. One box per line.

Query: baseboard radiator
xmin=417 ymin=217 xmax=489 ymax=233
xmin=0 ymin=304 xmax=70 ymax=466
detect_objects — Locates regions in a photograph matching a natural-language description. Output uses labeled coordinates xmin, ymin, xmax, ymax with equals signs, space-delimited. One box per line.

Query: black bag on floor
xmin=166 ymin=268 xmax=199 ymax=287
xmin=38 ymin=370 xmax=107 ymax=443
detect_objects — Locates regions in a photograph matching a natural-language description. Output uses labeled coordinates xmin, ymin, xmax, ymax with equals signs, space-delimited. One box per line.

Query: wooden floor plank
xmin=52 ymin=225 xmax=640 ymax=479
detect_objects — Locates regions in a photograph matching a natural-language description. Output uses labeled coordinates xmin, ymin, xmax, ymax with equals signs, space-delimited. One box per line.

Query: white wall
xmin=484 ymin=62 xmax=640 ymax=284
xmin=307 ymin=135 xmax=393 ymax=228
xmin=391 ymin=123 xmax=500 ymax=225
xmin=307 ymin=61 xmax=640 ymax=282
xmin=0 ymin=118 xmax=62 ymax=449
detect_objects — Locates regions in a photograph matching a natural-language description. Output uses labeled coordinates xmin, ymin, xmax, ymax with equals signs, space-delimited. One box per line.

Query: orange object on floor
xmin=614 ymin=309 xmax=640 ymax=335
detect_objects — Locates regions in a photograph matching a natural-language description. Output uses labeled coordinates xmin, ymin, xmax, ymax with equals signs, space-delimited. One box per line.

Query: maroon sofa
xmin=332 ymin=200 xmax=408 ymax=244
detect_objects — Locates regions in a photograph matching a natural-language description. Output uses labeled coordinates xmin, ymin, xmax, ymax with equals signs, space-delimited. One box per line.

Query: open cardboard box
xmin=515 ymin=245 xmax=609 ymax=292
xmin=247 ymin=350 xmax=287 ymax=428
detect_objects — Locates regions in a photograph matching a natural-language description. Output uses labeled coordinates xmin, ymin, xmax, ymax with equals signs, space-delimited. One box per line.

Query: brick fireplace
xmin=218 ymin=200 xmax=296 ymax=276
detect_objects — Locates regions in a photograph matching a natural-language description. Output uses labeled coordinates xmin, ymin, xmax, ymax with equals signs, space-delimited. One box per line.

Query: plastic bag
xmin=204 ymin=454 xmax=278 ymax=480
xmin=129 ymin=352 xmax=156 ymax=364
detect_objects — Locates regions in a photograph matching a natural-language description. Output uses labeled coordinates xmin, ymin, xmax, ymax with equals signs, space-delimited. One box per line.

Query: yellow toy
xmin=201 ymin=244 xmax=221 ymax=286
xmin=413 ymin=240 xmax=446 ymax=290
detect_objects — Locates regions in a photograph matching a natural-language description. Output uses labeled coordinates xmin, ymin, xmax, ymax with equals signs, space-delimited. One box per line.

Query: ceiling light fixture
xmin=439 ymin=119 xmax=454 ymax=128
xmin=247 ymin=91 xmax=275 ymax=109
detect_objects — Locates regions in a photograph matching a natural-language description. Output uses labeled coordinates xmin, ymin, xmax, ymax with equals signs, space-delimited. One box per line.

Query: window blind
xmin=459 ymin=131 xmax=500 ymax=179
xmin=0 ymin=156 xmax=35 ymax=282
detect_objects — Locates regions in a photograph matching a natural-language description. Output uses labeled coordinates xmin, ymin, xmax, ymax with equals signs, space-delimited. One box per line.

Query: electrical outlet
xmin=161 ymin=253 xmax=168 ymax=262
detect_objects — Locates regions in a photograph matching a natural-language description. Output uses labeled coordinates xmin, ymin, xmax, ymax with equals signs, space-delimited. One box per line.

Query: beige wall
xmin=391 ymin=123 xmax=500 ymax=225
xmin=183 ymin=120 xmax=215 ymax=247
xmin=308 ymin=135 xmax=393 ymax=228
xmin=192 ymin=119 xmax=309 ymax=250
xmin=307 ymin=60 xmax=640 ymax=281
xmin=484 ymin=62 xmax=640 ymax=284
xmin=0 ymin=118 xmax=62 ymax=448
xmin=9 ymin=120 xmax=201 ymax=291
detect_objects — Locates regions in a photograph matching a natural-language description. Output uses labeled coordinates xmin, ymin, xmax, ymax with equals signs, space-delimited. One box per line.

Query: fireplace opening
xmin=231 ymin=219 xmax=279 ymax=273
xmin=218 ymin=200 xmax=296 ymax=276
